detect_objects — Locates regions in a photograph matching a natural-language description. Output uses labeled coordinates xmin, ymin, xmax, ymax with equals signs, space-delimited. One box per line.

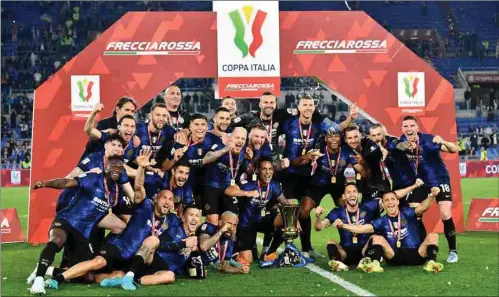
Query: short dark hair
xmin=345 ymin=124 xmax=360 ymax=133
xmin=344 ymin=182 xmax=358 ymax=190
xmin=151 ymin=103 xmax=168 ymax=112
xmin=221 ymin=96 xmax=235 ymax=103
xmin=215 ymin=107 xmax=231 ymax=115
xmin=190 ymin=113 xmax=208 ymax=122
xmin=113 ymin=96 xmax=137 ymax=116
xmin=105 ymin=133 xmax=127 ymax=148
xmin=299 ymin=94 xmax=314 ymax=101
xmin=261 ymin=92 xmax=275 ymax=97
xmin=183 ymin=203 xmax=199 ymax=214
xmin=173 ymin=160 xmax=191 ymax=170
xmin=369 ymin=123 xmax=383 ymax=132
xmin=107 ymin=154 xmax=125 ymax=163
xmin=402 ymin=115 xmax=418 ymax=123
xmin=118 ymin=115 xmax=136 ymax=126
xmin=381 ymin=191 xmax=398 ymax=200
xmin=257 ymin=156 xmax=274 ymax=169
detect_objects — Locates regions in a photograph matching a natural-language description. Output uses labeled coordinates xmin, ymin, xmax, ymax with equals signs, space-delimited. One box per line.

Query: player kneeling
xmin=338 ymin=188 xmax=444 ymax=273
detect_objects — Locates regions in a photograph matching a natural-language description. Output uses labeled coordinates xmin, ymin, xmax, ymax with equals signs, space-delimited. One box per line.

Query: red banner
xmin=466 ymin=199 xmax=499 ymax=232
xmin=1 ymin=169 xmax=31 ymax=187
xmin=218 ymin=77 xmax=281 ymax=98
xmin=1 ymin=208 xmax=25 ymax=243
xmin=460 ymin=160 xmax=499 ymax=178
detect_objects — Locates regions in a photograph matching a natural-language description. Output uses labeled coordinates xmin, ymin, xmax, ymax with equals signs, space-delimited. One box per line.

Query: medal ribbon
xmin=218 ymin=239 xmax=228 ymax=263
xmin=228 ymin=151 xmax=240 ymax=181
xmin=298 ymin=120 xmax=312 ymax=153
xmin=166 ymin=110 xmax=178 ymax=127
xmin=326 ymin=147 xmax=342 ymax=177
xmin=262 ymin=117 xmax=273 ymax=145
xmin=388 ymin=212 xmax=402 ymax=245
xmin=148 ymin=127 xmax=162 ymax=146
xmin=257 ymin=180 xmax=270 ymax=203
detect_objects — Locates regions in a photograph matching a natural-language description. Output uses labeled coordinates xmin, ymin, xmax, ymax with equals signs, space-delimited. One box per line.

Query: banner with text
xmin=459 ymin=160 xmax=499 ymax=178
xmin=214 ymin=1 xmax=281 ymax=98
xmin=466 ymin=199 xmax=499 ymax=232
xmin=1 ymin=169 xmax=31 ymax=187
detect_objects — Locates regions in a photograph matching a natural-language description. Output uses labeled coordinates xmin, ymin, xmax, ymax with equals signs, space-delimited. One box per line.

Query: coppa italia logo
xmin=402 ymin=74 xmax=420 ymax=98
xmin=479 ymin=207 xmax=499 ymax=223
xmin=229 ymin=6 xmax=267 ymax=58
xmin=76 ymin=78 xmax=95 ymax=102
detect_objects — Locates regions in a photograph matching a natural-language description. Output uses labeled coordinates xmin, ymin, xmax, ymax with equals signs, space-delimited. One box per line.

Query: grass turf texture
xmin=1 ymin=178 xmax=498 ymax=296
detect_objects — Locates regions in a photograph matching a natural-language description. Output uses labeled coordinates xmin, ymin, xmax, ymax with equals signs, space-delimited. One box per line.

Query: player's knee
xmin=371 ymin=235 xmax=384 ymax=245
xmin=327 ymin=240 xmax=338 ymax=245
xmin=94 ymin=256 xmax=107 ymax=269
xmin=50 ymin=237 xmax=66 ymax=249
xmin=143 ymin=236 xmax=160 ymax=249
xmin=427 ymin=232 xmax=439 ymax=244
xmin=161 ymin=271 xmax=175 ymax=284
xmin=111 ymin=220 xmax=126 ymax=234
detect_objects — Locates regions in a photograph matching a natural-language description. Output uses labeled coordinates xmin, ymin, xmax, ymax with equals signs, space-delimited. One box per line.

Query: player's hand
xmin=184 ymin=236 xmax=198 ymax=248
xmin=133 ymin=135 xmax=141 ymax=147
xmin=33 ymin=181 xmax=45 ymax=189
xmin=103 ymin=128 xmax=118 ymax=134
xmin=353 ymin=151 xmax=365 ymax=166
xmin=415 ymin=178 xmax=424 ymax=188
xmin=173 ymin=148 xmax=185 ymax=162
xmin=240 ymin=265 xmax=250 ymax=274
xmin=92 ymin=103 xmax=104 ymax=113
xmin=280 ymin=158 xmax=290 ymax=169
xmin=430 ymin=187 xmax=441 ymax=197
xmin=348 ymin=103 xmax=359 ymax=120
xmin=136 ymin=148 xmax=153 ymax=168
xmin=174 ymin=131 xmax=188 ymax=145
xmin=220 ymin=222 xmax=232 ymax=233
xmin=407 ymin=140 xmax=418 ymax=152
xmin=380 ymin=146 xmax=388 ymax=162
xmin=245 ymin=147 xmax=254 ymax=160
xmin=433 ymin=135 xmax=443 ymax=144
xmin=332 ymin=218 xmax=344 ymax=229
xmin=246 ymin=190 xmax=260 ymax=198
xmin=396 ymin=141 xmax=409 ymax=152
xmin=315 ymin=206 xmax=324 ymax=217
xmin=151 ymin=167 xmax=163 ymax=175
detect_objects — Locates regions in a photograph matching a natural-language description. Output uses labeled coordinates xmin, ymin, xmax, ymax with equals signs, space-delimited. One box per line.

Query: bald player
xmin=163 ymin=85 xmax=191 ymax=131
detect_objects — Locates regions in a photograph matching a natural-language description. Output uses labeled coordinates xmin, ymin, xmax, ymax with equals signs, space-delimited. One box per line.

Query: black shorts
xmin=236 ymin=212 xmax=278 ymax=252
xmin=343 ymin=246 xmax=364 ymax=266
xmin=50 ymin=218 xmax=95 ymax=267
xmin=141 ymin=255 xmax=170 ymax=277
xmin=434 ymin=183 xmax=452 ymax=202
xmin=282 ymin=174 xmax=311 ymax=200
xmin=305 ymin=182 xmax=345 ymax=206
xmin=386 ymin=248 xmax=426 ymax=266
xmin=403 ymin=185 xmax=430 ymax=206
xmin=203 ymin=185 xmax=238 ymax=216
xmin=98 ymin=243 xmax=131 ymax=272
xmin=193 ymin=184 xmax=205 ymax=208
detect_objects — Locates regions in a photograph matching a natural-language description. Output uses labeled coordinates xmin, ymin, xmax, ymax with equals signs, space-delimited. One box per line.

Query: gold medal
xmin=396 ymin=240 xmax=401 ymax=248
xmin=231 ymin=179 xmax=236 ymax=186
xmin=218 ymin=263 xmax=223 ymax=270
xmin=108 ymin=208 xmax=113 ymax=215
xmin=302 ymin=149 xmax=306 ymax=156
xmin=330 ymin=160 xmax=335 ymax=167
xmin=356 ymin=173 xmax=361 ymax=180
xmin=352 ymin=236 xmax=358 ymax=244
xmin=331 ymin=176 xmax=336 ymax=184
xmin=252 ymin=174 xmax=257 ymax=181
xmin=261 ymin=209 xmax=266 ymax=217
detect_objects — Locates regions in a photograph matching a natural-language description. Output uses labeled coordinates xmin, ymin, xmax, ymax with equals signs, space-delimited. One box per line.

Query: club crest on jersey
xmin=174 ymin=195 xmax=182 ymax=203
xmin=127 ymin=150 xmax=134 ymax=157
xmin=360 ymin=211 xmax=367 ymax=218
xmin=178 ymin=116 xmax=184 ymax=124
xmin=339 ymin=160 xmax=346 ymax=166
xmin=197 ymin=148 xmax=203 ymax=156
xmin=401 ymin=219 xmax=407 ymax=225
xmin=161 ymin=221 xmax=168 ymax=230
xmin=273 ymin=122 xmax=279 ymax=128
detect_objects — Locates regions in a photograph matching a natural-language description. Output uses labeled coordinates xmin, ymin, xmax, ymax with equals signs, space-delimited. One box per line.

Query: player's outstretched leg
xmin=419 ymin=233 xmax=444 ymax=273
xmin=438 ymin=201 xmax=458 ymax=263
xmin=326 ymin=241 xmax=348 ymax=272
xmin=358 ymin=236 xmax=388 ymax=273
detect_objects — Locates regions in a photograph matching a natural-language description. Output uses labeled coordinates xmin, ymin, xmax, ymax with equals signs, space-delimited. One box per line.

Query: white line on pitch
xmin=256 ymin=238 xmax=376 ymax=296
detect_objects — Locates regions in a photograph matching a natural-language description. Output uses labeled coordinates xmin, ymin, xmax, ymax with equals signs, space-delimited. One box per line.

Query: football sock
xmin=443 ymin=218 xmax=457 ymax=252
xmin=128 ymin=255 xmax=145 ymax=282
xmin=267 ymin=229 xmax=284 ymax=254
xmin=36 ymin=241 xmax=60 ymax=277
xmin=426 ymin=244 xmax=439 ymax=261
xmin=326 ymin=244 xmax=341 ymax=260
xmin=299 ymin=216 xmax=312 ymax=252
xmin=53 ymin=273 xmax=66 ymax=284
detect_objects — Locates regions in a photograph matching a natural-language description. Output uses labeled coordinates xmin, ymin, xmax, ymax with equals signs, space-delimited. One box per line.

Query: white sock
xmin=125 ymin=271 xmax=135 ymax=278
xmin=46 ymin=266 xmax=54 ymax=277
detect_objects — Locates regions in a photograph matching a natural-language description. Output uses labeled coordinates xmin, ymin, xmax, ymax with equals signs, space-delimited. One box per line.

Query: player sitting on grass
xmin=337 ymin=188 xmax=444 ymax=273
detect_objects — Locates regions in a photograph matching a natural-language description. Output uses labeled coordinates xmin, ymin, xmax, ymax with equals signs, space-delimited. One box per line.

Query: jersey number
xmin=439 ymin=184 xmax=450 ymax=192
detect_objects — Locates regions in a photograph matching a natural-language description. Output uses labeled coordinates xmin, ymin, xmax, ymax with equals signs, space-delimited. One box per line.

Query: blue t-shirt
xmin=144 ymin=171 xmax=194 ymax=208
xmin=156 ymin=224 xmax=193 ymax=276
xmin=238 ymin=180 xmax=282 ymax=228
xmin=326 ymin=200 xmax=380 ymax=248
xmin=311 ymin=143 xmax=357 ymax=186
xmin=196 ymin=222 xmax=235 ymax=265
xmin=100 ymin=131 xmax=139 ymax=164
xmin=105 ymin=199 xmax=169 ymax=260
xmin=136 ymin=122 xmax=176 ymax=158
xmin=371 ymin=207 xmax=421 ymax=250
xmin=239 ymin=142 xmax=272 ymax=183
xmin=400 ymin=133 xmax=450 ymax=186
xmin=204 ymin=150 xmax=249 ymax=189
xmin=56 ymin=173 xmax=116 ymax=239
xmin=384 ymin=136 xmax=417 ymax=189
xmin=78 ymin=151 xmax=129 ymax=184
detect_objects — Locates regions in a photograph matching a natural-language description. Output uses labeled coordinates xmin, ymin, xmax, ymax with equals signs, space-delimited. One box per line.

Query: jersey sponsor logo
xmin=81 ymin=158 xmax=90 ymax=165
xmin=211 ymin=144 xmax=219 ymax=150
xmin=233 ymin=117 xmax=242 ymax=123
xmin=201 ymin=224 xmax=207 ymax=231
xmin=104 ymin=41 xmax=201 ymax=56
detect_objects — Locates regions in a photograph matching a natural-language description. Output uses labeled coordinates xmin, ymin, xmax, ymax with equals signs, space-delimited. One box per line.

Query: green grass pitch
xmin=1 ymin=178 xmax=498 ymax=296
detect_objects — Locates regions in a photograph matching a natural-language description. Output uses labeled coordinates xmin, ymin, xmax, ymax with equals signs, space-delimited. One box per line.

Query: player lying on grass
xmin=337 ymin=187 xmax=444 ymax=273
xmin=314 ymin=179 xmax=424 ymax=271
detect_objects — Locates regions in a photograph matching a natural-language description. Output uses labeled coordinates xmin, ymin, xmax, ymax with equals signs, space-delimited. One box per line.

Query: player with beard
xmin=144 ymin=162 xmax=193 ymax=212
xmin=344 ymin=124 xmax=389 ymax=203
xmin=83 ymin=103 xmax=139 ymax=165
xmin=29 ymin=155 xmax=130 ymax=295
xmin=163 ymin=85 xmax=191 ymax=131
xmin=82 ymin=96 xmax=138 ymax=161
xmin=221 ymin=96 xmax=238 ymax=120
xmin=202 ymin=127 xmax=249 ymax=224
xmin=338 ymin=189 xmax=444 ymax=273
xmin=197 ymin=211 xmax=249 ymax=274
xmin=43 ymin=152 xmax=171 ymax=291
xmin=156 ymin=114 xmax=224 ymax=207
xmin=225 ymin=157 xmax=292 ymax=264
xmin=208 ymin=107 xmax=232 ymax=144
xmin=314 ymin=179 xmax=424 ymax=272
xmin=152 ymin=205 xmax=202 ymax=280
xmin=400 ymin=115 xmax=459 ymax=263
xmin=240 ymin=124 xmax=272 ymax=184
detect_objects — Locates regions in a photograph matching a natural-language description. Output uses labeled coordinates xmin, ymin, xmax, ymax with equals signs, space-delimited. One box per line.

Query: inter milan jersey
xmin=55 ymin=188 xmax=77 ymax=213
xmin=400 ymin=133 xmax=450 ymax=187
xmin=311 ymin=143 xmax=357 ymax=187
xmin=144 ymin=171 xmax=194 ymax=208
xmin=156 ymin=224 xmax=193 ymax=276
xmin=238 ymin=180 xmax=282 ymax=228
xmin=384 ymin=136 xmax=417 ymax=190
xmin=281 ymin=116 xmax=330 ymax=176
xmin=56 ymin=173 xmax=117 ymax=239
xmin=326 ymin=200 xmax=380 ymax=248
xmin=100 ymin=131 xmax=139 ymax=164
xmin=158 ymin=133 xmax=224 ymax=188
xmin=166 ymin=110 xmax=191 ymax=132
xmin=371 ymin=207 xmax=421 ymax=250
xmin=204 ymin=150 xmax=249 ymax=189
xmin=105 ymin=199 xmax=168 ymax=260
xmin=78 ymin=151 xmax=129 ymax=184
xmin=238 ymin=142 xmax=272 ymax=183
xmin=208 ymin=120 xmax=233 ymax=134
xmin=136 ymin=122 xmax=176 ymax=159
xmin=196 ymin=222 xmax=235 ymax=265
